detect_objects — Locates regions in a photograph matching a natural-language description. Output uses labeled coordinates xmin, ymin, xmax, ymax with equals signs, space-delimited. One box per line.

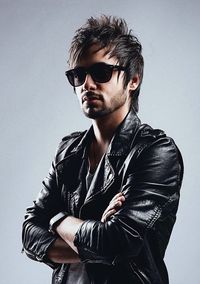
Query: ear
xmin=128 ymin=74 xmax=140 ymax=91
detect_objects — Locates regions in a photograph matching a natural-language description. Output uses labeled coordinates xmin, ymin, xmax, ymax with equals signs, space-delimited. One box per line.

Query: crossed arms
xmin=22 ymin=137 xmax=183 ymax=267
xmin=48 ymin=193 xmax=125 ymax=264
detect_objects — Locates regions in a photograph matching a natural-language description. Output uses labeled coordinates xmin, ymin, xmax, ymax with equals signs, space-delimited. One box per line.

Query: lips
xmin=82 ymin=92 xmax=102 ymax=103
xmin=83 ymin=96 xmax=99 ymax=102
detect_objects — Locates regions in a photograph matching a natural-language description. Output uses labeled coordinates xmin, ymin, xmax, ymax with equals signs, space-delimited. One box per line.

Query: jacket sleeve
xmin=73 ymin=137 xmax=184 ymax=264
xmin=22 ymin=147 xmax=66 ymax=268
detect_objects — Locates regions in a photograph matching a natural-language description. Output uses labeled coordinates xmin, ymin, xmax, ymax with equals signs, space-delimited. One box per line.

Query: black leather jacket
xmin=22 ymin=108 xmax=184 ymax=284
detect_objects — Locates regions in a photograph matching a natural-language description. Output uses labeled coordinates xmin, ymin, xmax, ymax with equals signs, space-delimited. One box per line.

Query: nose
xmin=82 ymin=74 xmax=97 ymax=91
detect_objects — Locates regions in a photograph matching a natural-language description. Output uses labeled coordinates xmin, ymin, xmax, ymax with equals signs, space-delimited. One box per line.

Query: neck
xmin=88 ymin=107 xmax=130 ymax=173
xmin=92 ymin=106 xmax=130 ymax=146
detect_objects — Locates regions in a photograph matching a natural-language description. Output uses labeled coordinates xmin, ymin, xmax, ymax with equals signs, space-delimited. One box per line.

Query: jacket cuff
xmin=74 ymin=220 xmax=113 ymax=264
xmin=40 ymin=237 xmax=60 ymax=269
xmin=23 ymin=232 xmax=58 ymax=269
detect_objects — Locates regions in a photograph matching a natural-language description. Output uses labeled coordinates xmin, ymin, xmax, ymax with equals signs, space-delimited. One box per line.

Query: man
xmin=22 ymin=15 xmax=184 ymax=283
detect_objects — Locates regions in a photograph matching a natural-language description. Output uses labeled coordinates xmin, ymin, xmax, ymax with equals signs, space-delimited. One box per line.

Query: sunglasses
xmin=65 ymin=62 xmax=126 ymax=87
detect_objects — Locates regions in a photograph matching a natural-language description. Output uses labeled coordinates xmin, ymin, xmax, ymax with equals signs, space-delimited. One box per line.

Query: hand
xmin=101 ymin=192 xmax=125 ymax=223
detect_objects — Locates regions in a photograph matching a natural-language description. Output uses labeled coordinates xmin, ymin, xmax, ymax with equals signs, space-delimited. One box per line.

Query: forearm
xmin=54 ymin=195 xmax=125 ymax=261
xmin=47 ymin=237 xmax=80 ymax=264
xmin=56 ymin=216 xmax=84 ymax=254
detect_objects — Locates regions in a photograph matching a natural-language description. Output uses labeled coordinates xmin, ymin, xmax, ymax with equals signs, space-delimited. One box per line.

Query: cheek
xmin=105 ymin=81 xmax=124 ymax=97
xmin=109 ymin=74 xmax=124 ymax=91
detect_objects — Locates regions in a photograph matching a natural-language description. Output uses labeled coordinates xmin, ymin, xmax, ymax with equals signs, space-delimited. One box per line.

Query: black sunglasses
xmin=65 ymin=62 xmax=126 ymax=87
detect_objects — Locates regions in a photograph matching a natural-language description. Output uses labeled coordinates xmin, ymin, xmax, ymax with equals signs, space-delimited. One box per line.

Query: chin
xmin=83 ymin=107 xmax=109 ymax=119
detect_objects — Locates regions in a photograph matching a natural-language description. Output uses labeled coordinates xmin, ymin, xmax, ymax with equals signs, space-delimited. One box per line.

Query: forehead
xmin=75 ymin=44 xmax=118 ymax=67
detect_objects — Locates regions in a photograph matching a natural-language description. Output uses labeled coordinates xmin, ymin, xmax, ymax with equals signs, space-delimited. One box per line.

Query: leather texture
xmin=22 ymin=108 xmax=184 ymax=284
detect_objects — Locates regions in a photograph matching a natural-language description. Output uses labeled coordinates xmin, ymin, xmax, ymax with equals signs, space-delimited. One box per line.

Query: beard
xmin=82 ymin=105 xmax=112 ymax=119
xmin=81 ymin=91 xmax=107 ymax=119
xmin=81 ymin=92 xmax=128 ymax=119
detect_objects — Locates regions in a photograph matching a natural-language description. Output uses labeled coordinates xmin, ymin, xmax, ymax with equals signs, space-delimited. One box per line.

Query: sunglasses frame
xmin=65 ymin=62 xmax=126 ymax=87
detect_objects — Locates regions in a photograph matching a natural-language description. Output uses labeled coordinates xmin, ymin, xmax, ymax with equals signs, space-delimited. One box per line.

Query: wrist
xmin=49 ymin=212 xmax=69 ymax=234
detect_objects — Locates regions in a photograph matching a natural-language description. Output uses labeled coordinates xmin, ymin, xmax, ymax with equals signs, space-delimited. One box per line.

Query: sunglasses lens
xmin=91 ymin=63 xmax=112 ymax=83
xmin=66 ymin=68 xmax=86 ymax=87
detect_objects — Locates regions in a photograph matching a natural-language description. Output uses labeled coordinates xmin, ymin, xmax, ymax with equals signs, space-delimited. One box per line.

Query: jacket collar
xmin=70 ymin=127 xmax=94 ymax=158
xmin=79 ymin=108 xmax=141 ymax=213
xmin=107 ymin=107 xmax=141 ymax=156
xmin=70 ymin=107 xmax=141 ymax=158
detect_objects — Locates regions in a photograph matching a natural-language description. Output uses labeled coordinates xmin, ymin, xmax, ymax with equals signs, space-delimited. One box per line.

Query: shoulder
xmin=137 ymin=123 xmax=166 ymax=141
xmin=135 ymin=123 xmax=184 ymax=184
xmin=61 ymin=131 xmax=85 ymax=144
xmin=136 ymin=123 xmax=178 ymax=152
xmin=129 ymin=123 xmax=182 ymax=165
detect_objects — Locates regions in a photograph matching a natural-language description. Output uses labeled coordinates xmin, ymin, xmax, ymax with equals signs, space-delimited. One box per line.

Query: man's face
xmin=73 ymin=45 xmax=137 ymax=119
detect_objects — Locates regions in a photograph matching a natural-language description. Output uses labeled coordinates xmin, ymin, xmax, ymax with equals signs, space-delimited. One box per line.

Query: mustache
xmin=82 ymin=91 xmax=103 ymax=102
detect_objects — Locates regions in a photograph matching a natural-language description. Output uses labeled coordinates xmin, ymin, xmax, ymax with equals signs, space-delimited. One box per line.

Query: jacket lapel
xmin=58 ymin=108 xmax=142 ymax=219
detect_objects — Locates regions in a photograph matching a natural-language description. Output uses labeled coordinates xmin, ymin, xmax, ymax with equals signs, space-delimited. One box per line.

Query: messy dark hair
xmin=68 ymin=15 xmax=144 ymax=112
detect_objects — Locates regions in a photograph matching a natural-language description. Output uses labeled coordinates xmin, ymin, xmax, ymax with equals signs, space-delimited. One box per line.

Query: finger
xmin=109 ymin=197 xmax=125 ymax=209
xmin=117 ymin=195 xmax=125 ymax=202
xmin=101 ymin=209 xmax=116 ymax=222
xmin=102 ymin=202 xmax=123 ymax=221
xmin=101 ymin=195 xmax=125 ymax=223
xmin=110 ymin=192 xmax=124 ymax=203
xmin=106 ymin=200 xmax=123 ymax=213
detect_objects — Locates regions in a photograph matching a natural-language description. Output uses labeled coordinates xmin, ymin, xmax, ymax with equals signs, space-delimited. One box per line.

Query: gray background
xmin=1 ymin=0 xmax=199 ymax=283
